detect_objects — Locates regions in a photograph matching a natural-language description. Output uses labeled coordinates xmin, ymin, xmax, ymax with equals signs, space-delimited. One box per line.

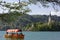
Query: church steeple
xmin=48 ymin=12 xmax=52 ymax=25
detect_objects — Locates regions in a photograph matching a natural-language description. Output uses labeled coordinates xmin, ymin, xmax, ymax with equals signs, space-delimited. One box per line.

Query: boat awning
xmin=6 ymin=29 xmax=22 ymax=32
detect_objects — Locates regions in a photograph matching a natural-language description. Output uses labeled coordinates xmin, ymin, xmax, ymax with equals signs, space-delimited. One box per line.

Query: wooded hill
xmin=0 ymin=13 xmax=60 ymax=31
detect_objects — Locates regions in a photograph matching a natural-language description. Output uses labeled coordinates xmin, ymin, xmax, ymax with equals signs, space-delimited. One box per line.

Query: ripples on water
xmin=0 ymin=31 xmax=60 ymax=40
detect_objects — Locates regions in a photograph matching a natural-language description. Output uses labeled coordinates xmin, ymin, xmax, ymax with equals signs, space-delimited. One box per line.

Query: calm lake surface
xmin=0 ymin=31 xmax=60 ymax=40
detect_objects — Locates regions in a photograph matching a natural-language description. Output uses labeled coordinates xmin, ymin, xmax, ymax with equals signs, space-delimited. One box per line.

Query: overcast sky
xmin=0 ymin=0 xmax=60 ymax=16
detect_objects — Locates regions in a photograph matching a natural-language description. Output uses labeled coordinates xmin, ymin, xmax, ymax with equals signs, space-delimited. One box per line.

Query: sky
xmin=0 ymin=0 xmax=60 ymax=16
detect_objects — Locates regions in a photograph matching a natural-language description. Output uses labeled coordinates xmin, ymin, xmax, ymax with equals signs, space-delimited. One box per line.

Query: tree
xmin=0 ymin=0 xmax=30 ymax=13
xmin=0 ymin=0 xmax=31 ymax=28
xmin=29 ymin=0 xmax=60 ymax=12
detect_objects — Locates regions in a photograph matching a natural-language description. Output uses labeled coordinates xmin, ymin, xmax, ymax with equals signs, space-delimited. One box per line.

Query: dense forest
xmin=0 ymin=14 xmax=60 ymax=31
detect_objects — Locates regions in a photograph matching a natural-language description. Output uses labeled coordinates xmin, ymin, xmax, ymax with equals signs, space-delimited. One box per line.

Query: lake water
xmin=0 ymin=31 xmax=60 ymax=40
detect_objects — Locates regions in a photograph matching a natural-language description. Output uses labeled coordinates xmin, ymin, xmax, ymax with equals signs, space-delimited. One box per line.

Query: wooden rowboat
xmin=4 ymin=29 xmax=24 ymax=39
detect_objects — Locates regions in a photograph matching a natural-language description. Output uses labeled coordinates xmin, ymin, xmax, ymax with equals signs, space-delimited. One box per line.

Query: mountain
xmin=0 ymin=14 xmax=60 ymax=31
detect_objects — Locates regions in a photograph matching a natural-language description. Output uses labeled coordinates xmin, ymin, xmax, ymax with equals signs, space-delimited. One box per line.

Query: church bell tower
xmin=48 ymin=12 xmax=52 ymax=25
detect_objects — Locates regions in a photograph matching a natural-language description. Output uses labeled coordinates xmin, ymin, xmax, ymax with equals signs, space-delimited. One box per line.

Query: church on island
xmin=48 ymin=12 xmax=55 ymax=25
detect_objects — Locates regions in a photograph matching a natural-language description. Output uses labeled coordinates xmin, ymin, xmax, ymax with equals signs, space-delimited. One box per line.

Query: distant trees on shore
xmin=25 ymin=22 xmax=60 ymax=31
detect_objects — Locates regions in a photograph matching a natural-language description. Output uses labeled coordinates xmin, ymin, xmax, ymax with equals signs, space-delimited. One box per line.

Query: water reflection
xmin=5 ymin=38 xmax=24 ymax=40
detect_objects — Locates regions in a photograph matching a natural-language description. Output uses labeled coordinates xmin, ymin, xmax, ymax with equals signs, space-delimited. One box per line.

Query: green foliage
xmin=25 ymin=21 xmax=60 ymax=31
xmin=0 ymin=1 xmax=30 ymax=13
xmin=0 ymin=0 xmax=30 ymax=23
xmin=0 ymin=12 xmax=23 ymax=23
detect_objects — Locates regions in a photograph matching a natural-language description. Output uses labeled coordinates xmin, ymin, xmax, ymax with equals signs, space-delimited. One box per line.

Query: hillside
xmin=0 ymin=13 xmax=60 ymax=31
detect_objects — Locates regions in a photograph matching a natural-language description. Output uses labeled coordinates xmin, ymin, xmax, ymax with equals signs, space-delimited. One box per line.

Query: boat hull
xmin=4 ymin=34 xmax=24 ymax=39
